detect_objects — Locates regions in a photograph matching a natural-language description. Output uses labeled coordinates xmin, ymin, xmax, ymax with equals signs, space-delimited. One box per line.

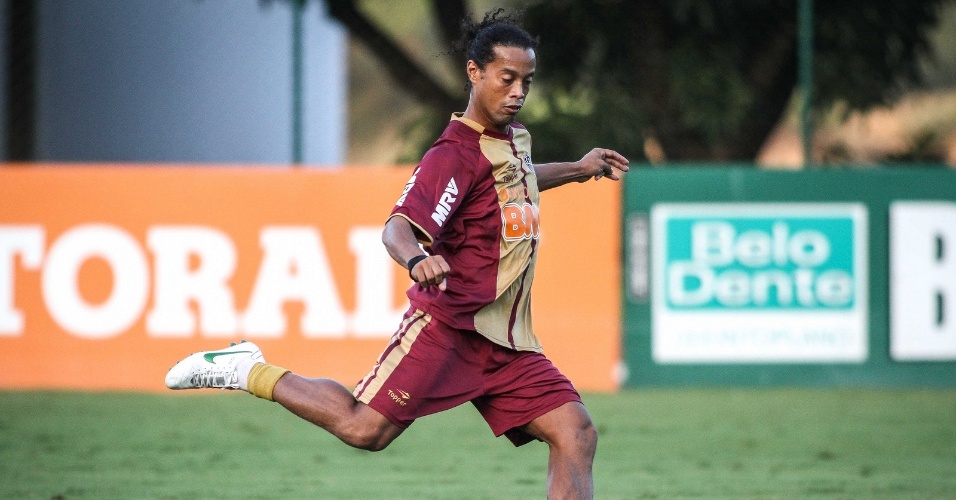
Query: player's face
xmin=465 ymin=45 xmax=536 ymax=133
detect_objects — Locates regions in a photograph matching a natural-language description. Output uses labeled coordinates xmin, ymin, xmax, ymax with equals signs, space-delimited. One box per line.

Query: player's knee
xmin=583 ymin=420 xmax=598 ymax=454
xmin=344 ymin=428 xmax=391 ymax=451
xmin=574 ymin=419 xmax=598 ymax=455
xmin=339 ymin=421 xmax=396 ymax=452
xmin=355 ymin=433 xmax=392 ymax=452
xmin=559 ymin=417 xmax=598 ymax=459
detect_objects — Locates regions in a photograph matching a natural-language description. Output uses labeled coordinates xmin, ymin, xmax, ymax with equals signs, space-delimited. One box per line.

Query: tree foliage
xmin=322 ymin=0 xmax=951 ymax=163
xmin=522 ymin=0 xmax=949 ymax=162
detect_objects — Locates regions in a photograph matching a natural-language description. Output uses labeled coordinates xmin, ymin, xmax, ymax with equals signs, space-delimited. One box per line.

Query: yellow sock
xmin=246 ymin=363 xmax=290 ymax=401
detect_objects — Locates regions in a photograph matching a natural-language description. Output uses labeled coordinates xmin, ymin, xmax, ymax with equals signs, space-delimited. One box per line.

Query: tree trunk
xmin=323 ymin=0 xmax=461 ymax=115
xmin=5 ymin=0 xmax=37 ymax=161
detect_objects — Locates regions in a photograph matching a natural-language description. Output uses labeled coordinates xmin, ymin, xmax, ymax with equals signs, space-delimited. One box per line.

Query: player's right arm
xmin=383 ymin=214 xmax=450 ymax=291
xmin=384 ymin=143 xmax=476 ymax=292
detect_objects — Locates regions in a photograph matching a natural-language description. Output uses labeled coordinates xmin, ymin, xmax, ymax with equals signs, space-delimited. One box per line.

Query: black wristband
xmin=407 ymin=255 xmax=428 ymax=280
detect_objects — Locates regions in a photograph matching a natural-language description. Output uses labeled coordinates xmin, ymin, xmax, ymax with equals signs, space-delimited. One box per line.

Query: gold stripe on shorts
xmin=353 ymin=310 xmax=431 ymax=403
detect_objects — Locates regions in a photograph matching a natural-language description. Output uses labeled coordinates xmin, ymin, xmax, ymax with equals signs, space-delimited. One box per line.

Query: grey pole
xmin=798 ymin=0 xmax=814 ymax=167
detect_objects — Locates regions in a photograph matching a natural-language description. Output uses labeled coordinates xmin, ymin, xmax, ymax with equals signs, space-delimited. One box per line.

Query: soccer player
xmin=165 ymin=9 xmax=628 ymax=499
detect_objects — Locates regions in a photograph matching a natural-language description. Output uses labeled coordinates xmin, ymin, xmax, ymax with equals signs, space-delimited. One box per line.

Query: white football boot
xmin=165 ymin=341 xmax=264 ymax=390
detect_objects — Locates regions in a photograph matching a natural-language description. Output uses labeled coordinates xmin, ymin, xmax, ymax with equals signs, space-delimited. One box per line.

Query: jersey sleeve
xmin=389 ymin=144 xmax=475 ymax=244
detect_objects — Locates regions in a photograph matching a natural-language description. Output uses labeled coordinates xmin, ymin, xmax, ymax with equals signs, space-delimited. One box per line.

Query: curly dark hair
xmin=453 ymin=8 xmax=539 ymax=90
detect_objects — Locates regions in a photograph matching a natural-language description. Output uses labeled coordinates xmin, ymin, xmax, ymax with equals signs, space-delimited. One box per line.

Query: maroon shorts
xmin=352 ymin=308 xmax=581 ymax=446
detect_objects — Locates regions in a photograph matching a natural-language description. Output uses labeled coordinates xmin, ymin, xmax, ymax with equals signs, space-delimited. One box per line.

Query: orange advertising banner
xmin=0 ymin=165 xmax=620 ymax=392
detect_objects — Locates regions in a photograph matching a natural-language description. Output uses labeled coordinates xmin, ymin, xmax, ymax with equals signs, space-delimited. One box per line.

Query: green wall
xmin=622 ymin=166 xmax=956 ymax=387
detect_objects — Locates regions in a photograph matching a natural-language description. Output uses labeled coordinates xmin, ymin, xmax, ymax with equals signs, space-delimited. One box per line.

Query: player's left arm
xmin=534 ymin=148 xmax=630 ymax=191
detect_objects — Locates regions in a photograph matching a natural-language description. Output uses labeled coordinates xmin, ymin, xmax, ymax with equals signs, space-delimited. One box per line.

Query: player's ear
xmin=466 ymin=60 xmax=481 ymax=86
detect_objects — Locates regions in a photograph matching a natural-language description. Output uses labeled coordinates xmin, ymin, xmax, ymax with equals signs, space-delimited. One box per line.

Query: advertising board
xmin=652 ymin=203 xmax=868 ymax=363
xmin=623 ymin=167 xmax=956 ymax=387
xmin=889 ymin=201 xmax=956 ymax=361
xmin=1 ymin=165 xmax=621 ymax=392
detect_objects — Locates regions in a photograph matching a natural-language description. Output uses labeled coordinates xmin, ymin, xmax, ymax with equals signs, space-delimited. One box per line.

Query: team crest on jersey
xmin=501 ymin=164 xmax=519 ymax=183
xmin=395 ymin=167 xmax=420 ymax=207
xmin=523 ymin=154 xmax=533 ymax=171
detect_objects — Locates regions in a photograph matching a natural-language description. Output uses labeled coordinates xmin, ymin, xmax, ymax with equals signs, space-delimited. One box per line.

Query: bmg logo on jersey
xmin=651 ymin=203 xmax=868 ymax=363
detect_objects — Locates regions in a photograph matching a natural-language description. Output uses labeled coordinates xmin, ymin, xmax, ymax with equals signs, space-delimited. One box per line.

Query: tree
xmin=322 ymin=0 xmax=466 ymax=115
xmin=322 ymin=0 xmax=951 ymax=163
xmin=522 ymin=0 xmax=950 ymax=162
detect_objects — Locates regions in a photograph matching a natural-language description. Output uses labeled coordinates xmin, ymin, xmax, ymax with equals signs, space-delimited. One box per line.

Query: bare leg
xmin=522 ymin=401 xmax=598 ymax=500
xmin=271 ymin=373 xmax=404 ymax=452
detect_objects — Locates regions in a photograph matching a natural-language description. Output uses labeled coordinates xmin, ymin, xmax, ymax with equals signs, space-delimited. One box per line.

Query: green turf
xmin=1 ymin=389 xmax=954 ymax=499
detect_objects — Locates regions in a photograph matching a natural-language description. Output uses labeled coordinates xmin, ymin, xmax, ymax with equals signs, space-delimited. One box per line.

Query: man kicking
xmin=166 ymin=9 xmax=628 ymax=499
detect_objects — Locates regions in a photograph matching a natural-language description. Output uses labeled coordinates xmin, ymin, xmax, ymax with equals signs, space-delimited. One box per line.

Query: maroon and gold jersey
xmin=388 ymin=113 xmax=542 ymax=352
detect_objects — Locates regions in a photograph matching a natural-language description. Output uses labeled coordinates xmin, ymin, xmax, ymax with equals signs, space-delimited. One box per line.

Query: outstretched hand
xmin=579 ymin=148 xmax=630 ymax=182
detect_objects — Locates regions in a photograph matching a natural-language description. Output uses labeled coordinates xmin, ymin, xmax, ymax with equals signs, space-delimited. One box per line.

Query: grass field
xmin=2 ymin=389 xmax=955 ymax=499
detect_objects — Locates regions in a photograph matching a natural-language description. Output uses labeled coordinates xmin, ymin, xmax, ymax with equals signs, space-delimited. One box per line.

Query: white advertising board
xmin=652 ymin=203 xmax=869 ymax=363
xmin=890 ymin=202 xmax=956 ymax=361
